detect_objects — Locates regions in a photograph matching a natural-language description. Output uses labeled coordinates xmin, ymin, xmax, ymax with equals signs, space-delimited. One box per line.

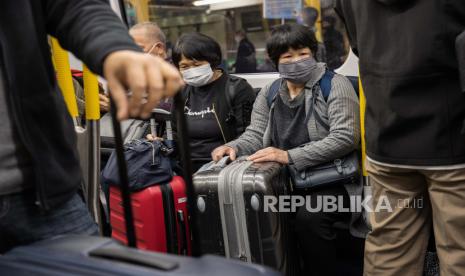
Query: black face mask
xmin=278 ymin=57 xmax=317 ymax=84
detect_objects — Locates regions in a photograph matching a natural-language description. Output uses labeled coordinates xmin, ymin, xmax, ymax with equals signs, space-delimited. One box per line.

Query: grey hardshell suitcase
xmin=193 ymin=158 xmax=297 ymax=275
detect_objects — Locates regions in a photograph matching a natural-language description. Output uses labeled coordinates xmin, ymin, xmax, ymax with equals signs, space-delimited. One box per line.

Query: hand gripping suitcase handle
xmin=109 ymin=97 xmax=138 ymax=248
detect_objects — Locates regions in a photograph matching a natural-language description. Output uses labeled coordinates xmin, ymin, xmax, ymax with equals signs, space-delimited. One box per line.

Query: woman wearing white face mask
xmin=212 ymin=24 xmax=365 ymax=275
xmin=170 ymin=32 xmax=256 ymax=172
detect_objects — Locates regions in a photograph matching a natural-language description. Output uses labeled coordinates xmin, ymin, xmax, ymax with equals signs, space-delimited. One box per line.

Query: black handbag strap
xmin=109 ymin=97 xmax=137 ymax=248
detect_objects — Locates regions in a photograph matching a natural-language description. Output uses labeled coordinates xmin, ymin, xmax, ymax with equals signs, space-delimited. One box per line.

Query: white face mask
xmin=181 ymin=64 xmax=214 ymax=87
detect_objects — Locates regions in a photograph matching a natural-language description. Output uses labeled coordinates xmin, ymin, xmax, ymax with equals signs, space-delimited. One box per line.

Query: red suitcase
xmin=110 ymin=176 xmax=191 ymax=255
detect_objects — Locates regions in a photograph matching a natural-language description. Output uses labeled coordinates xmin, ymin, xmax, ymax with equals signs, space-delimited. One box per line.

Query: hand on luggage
xmin=146 ymin=133 xmax=164 ymax=141
xmin=103 ymin=51 xmax=184 ymax=120
xmin=211 ymin=145 xmax=237 ymax=162
xmin=247 ymin=147 xmax=289 ymax=164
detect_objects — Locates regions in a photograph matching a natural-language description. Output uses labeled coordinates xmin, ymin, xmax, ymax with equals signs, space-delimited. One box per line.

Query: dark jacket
xmin=0 ymin=0 xmax=140 ymax=209
xmin=174 ymin=74 xmax=256 ymax=143
xmin=336 ymin=0 xmax=465 ymax=166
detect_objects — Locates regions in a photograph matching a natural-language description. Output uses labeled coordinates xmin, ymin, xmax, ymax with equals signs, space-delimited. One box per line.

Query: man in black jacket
xmin=0 ymin=0 xmax=182 ymax=252
xmin=336 ymin=0 xmax=465 ymax=275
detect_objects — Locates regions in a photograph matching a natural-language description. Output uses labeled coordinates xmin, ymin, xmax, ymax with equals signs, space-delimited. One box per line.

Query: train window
xmin=122 ymin=0 xmax=350 ymax=72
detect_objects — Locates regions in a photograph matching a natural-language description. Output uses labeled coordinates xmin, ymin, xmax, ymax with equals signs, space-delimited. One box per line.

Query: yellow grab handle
xmin=51 ymin=38 xmax=79 ymax=118
xmin=359 ymin=74 xmax=368 ymax=177
xmin=83 ymin=65 xmax=101 ymax=120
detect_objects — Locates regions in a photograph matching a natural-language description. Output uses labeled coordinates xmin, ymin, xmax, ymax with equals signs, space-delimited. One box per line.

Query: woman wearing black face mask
xmin=212 ymin=24 xmax=365 ymax=275
xmin=167 ymin=32 xmax=256 ymax=172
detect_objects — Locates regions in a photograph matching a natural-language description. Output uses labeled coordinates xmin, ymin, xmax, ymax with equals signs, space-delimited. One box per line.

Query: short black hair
xmin=266 ymin=24 xmax=318 ymax=68
xmin=172 ymin=32 xmax=222 ymax=69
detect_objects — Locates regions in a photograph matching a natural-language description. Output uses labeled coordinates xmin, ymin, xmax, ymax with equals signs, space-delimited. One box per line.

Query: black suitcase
xmin=193 ymin=158 xmax=298 ymax=275
xmin=0 ymin=94 xmax=281 ymax=276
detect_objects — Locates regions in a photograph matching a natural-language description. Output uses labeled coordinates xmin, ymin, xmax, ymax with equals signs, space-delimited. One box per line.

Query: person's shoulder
xmin=226 ymin=75 xmax=256 ymax=100
xmin=228 ymin=74 xmax=244 ymax=81
xmin=331 ymin=72 xmax=353 ymax=88
xmin=228 ymin=75 xmax=252 ymax=89
xmin=256 ymin=79 xmax=279 ymax=100
xmin=328 ymin=72 xmax=359 ymax=100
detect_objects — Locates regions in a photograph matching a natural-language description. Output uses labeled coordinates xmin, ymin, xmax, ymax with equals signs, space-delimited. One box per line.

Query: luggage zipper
xmin=212 ymin=104 xmax=227 ymax=143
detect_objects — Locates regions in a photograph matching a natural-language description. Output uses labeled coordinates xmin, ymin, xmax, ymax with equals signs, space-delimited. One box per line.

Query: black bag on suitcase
xmin=0 ymin=94 xmax=281 ymax=276
xmin=100 ymin=114 xmax=150 ymax=169
xmin=193 ymin=158 xmax=298 ymax=275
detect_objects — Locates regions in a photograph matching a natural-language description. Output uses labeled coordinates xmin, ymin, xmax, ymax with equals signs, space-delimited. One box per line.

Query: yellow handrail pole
xmin=50 ymin=38 xmax=79 ymax=119
xmin=359 ymin=72 xmax=372 ymax=229
xmin=83 ymin=65 xmax=101 ymax=120
xmin=359 ymin=73 xmax=368 ymax=177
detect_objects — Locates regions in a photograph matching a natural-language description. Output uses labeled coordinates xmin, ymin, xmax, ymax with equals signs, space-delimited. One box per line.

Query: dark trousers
xmin=0 ymin=191 xmax=98 ymax=253
xmin=295 ymin=185 xmax=351 ymax=276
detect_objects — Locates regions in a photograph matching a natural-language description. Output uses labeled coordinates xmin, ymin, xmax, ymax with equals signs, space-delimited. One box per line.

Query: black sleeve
xmin=232 ymin=79 xmax=256 ymax=137
xmin=43 ymin=0 xmax=141 ymax=75
xmin=335 ymin=0 xmax=359 ymax=56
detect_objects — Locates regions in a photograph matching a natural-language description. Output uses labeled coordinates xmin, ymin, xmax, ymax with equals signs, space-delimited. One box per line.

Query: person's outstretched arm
xmin=43 ymin=0 xmax=183 ymax=119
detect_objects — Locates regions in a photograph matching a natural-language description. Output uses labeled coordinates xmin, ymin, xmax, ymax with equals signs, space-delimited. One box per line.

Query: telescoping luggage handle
xmin=109 ymin=97 xmax=137 ymax=248
xmin=109 ymin=93 xmax=200 ymax=256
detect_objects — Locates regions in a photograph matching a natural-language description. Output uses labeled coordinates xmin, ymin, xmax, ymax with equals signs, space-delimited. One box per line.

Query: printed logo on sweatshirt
xmin=185 ymin=106 xmax=215 ymax=118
